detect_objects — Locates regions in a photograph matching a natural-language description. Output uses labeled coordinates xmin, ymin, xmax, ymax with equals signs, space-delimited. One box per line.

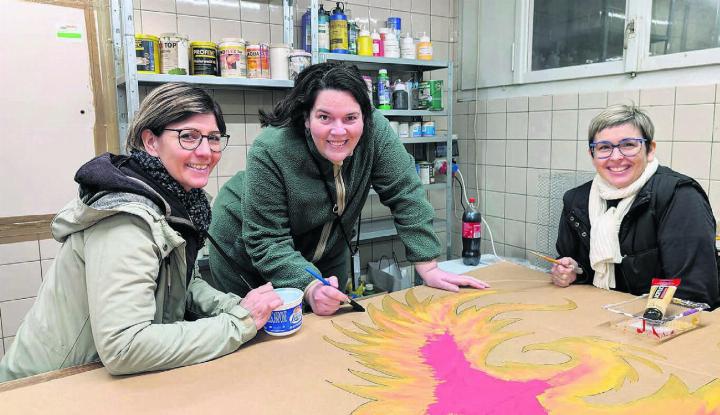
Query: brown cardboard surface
xmin=1 ymin=262 xmax=719 ymax=414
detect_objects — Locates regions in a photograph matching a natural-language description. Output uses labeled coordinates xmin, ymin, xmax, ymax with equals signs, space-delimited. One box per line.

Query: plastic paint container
xmin=421 ymin=120 xmax=436 ymax=136
xmin=219 ymin=38 xmax=247 ymax=78
xmin=410 ymin=121 xmax=422 ymax=137
xmin=246 ymin=44 xmax=262 ymax=78
xmin=416 ymin=162 xmax=433 ymax=184
xmin=398 ymin=122 xmax=410 ymax=138
xmin=135 ymin=34 xmax=160 ymax=74
xmin=159 ymin=33 xmax=188 ymax=75
xmin=264 ymin=288 xmax=304 ymax=336
xmin=269 ymin=44 xmax=290 ymax=80
xmin=190 ymin=41 xmax=217 ymax=76
xmin=288 ymin=50 xmax=311 ymax=80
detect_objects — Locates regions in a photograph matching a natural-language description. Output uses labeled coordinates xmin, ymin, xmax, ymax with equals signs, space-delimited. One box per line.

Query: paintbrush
xmin=528 ymin=250 xmax=584 ymax=275
xmin=305 ymin=268 xmax=366 ymax=312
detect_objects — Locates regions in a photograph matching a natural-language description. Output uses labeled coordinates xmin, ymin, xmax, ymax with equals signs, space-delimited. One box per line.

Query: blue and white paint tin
xmin=264 ymin=288 xmax=304 ymax=336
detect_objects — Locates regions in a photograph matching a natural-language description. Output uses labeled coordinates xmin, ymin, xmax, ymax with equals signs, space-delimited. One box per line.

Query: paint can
xmin=135 ymin=34 xmax=160 ymax=74
xmin=246 ymin=44 xmax=262 ymax=78
xmin=288 ymin=50 xmax=311 ymax=80
xmin=159 ymin=33 xmax=189 ymax=75
xmin=410 ymin=121 xmax=422 ymax=137
xmin=421 ymin=121 xmax=436 ymax=136
xmin=398 ymin=122 xmax=410 ymax=138
xmin=260 ymin=43 xmax=270 ymax=78
xmin=264 ymin=288 xmax=304 ymax=336
xmin=269 ymin=43 xmax=290 ymax=80
xmin=418 ymin=80 xmax=443 ymax=111
xmin=218 ymin=38 xmax=247 ymax=78
xmin=190 ymin=41 xmax=218 ymax=76
xmin=416 ymin=162 xmax=434 ymax=185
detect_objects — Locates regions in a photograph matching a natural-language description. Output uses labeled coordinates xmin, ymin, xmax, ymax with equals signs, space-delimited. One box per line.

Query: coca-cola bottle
xmin=462 ymin=197 xmax=482 ymax=266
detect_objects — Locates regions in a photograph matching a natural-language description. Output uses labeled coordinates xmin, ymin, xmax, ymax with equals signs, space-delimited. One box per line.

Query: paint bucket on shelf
xmin=421 ymin=120 xmax=436 ymax=136
xmin=269 ymin=44 xmax=290 ymax=80
xmin=135 ymin=34 xmax=160 ymax=74
xmin=398 ymin=122 xmax=410 ymax=138
xmin=246 ymin=43 xmax=262 ymax=78
xmin=159 ymin=33 xmax=189 ymax=75
xmin=263 ymin=288 xmax=304 ymax=336
xmin=190 ymin=41 xmax=218 ymax=76
xmin=288 ymin=50 xmax=312 ymax=80
xmin=218 ymin=38 xmax=247 ymax=78
xmin=259 ymin=43 xmax=270 ymax=78
xmin=416 ymin=161 xmax=434 ymax=184
xmin=410 ymin=121 xmax=422 ymax=137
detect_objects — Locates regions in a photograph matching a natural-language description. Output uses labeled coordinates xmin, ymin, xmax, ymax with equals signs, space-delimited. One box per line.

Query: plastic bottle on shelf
xmin=329 ymin=2 xmax=348 ymax=53
xmin=357 ymin=28 xmax=372 ymax=56
xmin=400 ymin=32 xmax=416 ymax=59
xmin=392 ymin=80 xmax=408 ymax=110
xmin=462 ymin=197 xmax=482 ymax=266
xmin=318 ymin=4 xmax=330 ymax=53
xmin=348 ymin=19 xmax=358 ymax=54
xmin=371 ymin=29 xmax=383 ymax=56
xmin=301 ymin=8 xmax=312 ymax=52
xmin=377 ymin=69 xmax=392 ymax=110
xmin=383 ymin=28 xmax=400 ymax=58
xmin=417 ymin=32 xmax=433 ymax=60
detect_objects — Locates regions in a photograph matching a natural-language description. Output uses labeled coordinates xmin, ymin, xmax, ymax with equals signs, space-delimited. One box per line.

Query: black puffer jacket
xmin=556 ymin=166 xmax=719 ymax=310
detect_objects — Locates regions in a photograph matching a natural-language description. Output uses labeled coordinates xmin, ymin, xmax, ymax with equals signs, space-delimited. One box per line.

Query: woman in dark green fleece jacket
xmin=209 ymin=62 xmax=489 ymax=315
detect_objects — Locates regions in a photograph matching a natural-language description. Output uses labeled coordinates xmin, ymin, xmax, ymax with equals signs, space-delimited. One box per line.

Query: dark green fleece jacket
xmin=208 ymin=110 xmax=440 ymax=296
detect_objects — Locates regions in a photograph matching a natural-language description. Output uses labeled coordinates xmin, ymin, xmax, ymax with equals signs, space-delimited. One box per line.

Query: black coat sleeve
xmin=555 ymin=191 xmax=592 ymax=284
xmin=657 ymin=184 xmax=719 ymax=309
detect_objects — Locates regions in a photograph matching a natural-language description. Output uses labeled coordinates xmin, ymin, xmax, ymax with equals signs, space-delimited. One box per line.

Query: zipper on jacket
xmin=311 ymin=164 xmax=346 ymax=262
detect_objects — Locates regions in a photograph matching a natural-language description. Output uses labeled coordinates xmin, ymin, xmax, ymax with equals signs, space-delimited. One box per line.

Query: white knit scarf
xmin=588 ymin=158 xmax=659 ymax=290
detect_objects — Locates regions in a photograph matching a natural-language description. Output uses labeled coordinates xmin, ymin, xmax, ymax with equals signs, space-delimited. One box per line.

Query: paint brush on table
xmin=305 ymin=268 xmax=366 ymax=312
xmin=528 ymin=250 xmax=584 ymax=275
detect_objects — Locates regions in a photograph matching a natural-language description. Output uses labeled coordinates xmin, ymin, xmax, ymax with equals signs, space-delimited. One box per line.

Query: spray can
xmin=318 ymin=4 xmax=330 ymax=53
xmin=462 ymin=197 xmax=482 ymax=266
xmin=329 ymin=2 xmax=348 ymax=53
xmin=301 ymin=8 xmax=312 ymax=52
xmin=377 ymin=69 xmax=391 ymax=110
xmin=386 ymin=17 xmax=401 ymax=42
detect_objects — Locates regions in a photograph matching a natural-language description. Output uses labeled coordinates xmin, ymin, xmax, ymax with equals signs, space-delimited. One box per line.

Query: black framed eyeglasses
xmin=589 ymin=138 xmax=646 ymax=159
xmin=163 ymin=128 xmax=230 ymax=153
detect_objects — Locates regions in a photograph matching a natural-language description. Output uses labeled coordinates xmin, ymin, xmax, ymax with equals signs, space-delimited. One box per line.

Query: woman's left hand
xmin=416 ymin=261 xmax=490 ymax=292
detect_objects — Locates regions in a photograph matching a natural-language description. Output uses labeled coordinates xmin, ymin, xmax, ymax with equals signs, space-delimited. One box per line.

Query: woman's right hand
xmin=239 ymin=282 xmax=284 ymax=330
xmin=550 ymin=257 xmax=579 ymax=288
xmin=306 ymin=276 xmax=348 ymax=316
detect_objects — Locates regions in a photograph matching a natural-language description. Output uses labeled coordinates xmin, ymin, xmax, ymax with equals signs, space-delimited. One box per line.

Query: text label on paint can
xmin=246 ymin=44 xmax=262 ymax=78
xmin=190 ymin=41 xmax=217 ymax=76
xmin=135 ymin=34 xmax=160 ymax=74
xmin=421 ymin=121 xmax=436 ymax=137
xmin=159 ymin=33 xmax=188 ymax=75
xmin=410 ymin=122 xmax=422 ymax=137
xmin=264 ymin=288 xmax=304 ymax=336
xmin=416 ymin=162 xmax=434 ymax=185
xmin=219 ymin=38 xmax=247 ymax=78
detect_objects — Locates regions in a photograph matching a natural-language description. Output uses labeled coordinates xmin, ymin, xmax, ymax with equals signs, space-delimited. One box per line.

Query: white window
xmin=517 ymin=0 xmax=720 ymax=84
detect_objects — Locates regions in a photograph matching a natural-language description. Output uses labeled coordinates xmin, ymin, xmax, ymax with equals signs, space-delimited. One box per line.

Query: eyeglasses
xmin=163 ymin=128 xmax=230 ymax=153
xmin=589 ymin=138 xmax=646 ymax=159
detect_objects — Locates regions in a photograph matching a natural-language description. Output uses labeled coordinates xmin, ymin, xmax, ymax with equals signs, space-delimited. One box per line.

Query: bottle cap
xmin=360 ymin=29 xmax=370 ymax=36
xmin=366 ymin=283 xmax=374 ymax=291
xmin=379 ymin=68 xmax=387 ymax=75
xmin=394 ymin=82 xmax=406 ymax=91
xmin=469 ymin=197 xmax=476 ymax=203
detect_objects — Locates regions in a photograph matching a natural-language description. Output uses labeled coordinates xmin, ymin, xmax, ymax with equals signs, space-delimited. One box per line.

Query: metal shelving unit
xmin=358 ymin=218 xmax=447 ymax=242
xmin=110 ymin=0 xmax=295 ymax=151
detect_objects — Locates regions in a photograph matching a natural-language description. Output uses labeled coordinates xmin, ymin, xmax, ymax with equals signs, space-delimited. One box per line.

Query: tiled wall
xmin=451 ymin=83 xmax=720 ymax=266
xmin=0 ymin=0 xmax=458 ymax=343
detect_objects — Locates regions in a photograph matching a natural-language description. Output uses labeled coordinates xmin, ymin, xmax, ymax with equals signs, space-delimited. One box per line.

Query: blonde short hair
xmin=588 ymin=104 xmax=654 ymax=153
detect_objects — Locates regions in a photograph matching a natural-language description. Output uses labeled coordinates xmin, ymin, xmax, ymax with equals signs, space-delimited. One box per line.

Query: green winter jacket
xmin=209 ymin=110 xmax=441 ymax=296
xmin=0 ymin=190 xmax=257 ymax=382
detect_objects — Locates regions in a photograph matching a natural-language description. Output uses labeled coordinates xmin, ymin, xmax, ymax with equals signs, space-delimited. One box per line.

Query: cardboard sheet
xmin=1 ymin=262 xmax=719 ymax=414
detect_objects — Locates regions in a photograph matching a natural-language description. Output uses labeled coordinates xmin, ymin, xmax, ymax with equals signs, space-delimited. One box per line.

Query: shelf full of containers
xmin=302 ymin=0 xmax=455 ymax=257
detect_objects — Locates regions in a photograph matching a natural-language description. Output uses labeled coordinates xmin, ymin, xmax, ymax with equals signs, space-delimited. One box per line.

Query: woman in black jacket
xmin=551 ymin=104 xmax=719 ymax=309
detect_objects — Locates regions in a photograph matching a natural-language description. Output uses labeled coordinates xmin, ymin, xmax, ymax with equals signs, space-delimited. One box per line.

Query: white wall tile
xmin=242 ymin=21 xmax=271 ymax=43
xmin=710 ymin=180 xmax=720 ymax=220
xmin=715 ymin=104 xmax=720 ymax=142
xmin=141 ymin=10 xmax=179 ymax=34
xmin=529 ymin=95 xmax=552 ymax=111
xmin=505 ymin=194 xmax=526 ymax=221
xmin=210 ymin=18 xmax=243 ymax=43
xmin=241 ymin=0 xmax=269 ymax=23
xmin=578 ymin=108 xmax=602 ymax=140
xmin=484 ymin=166 xmax=505 ymax=192
xmin=607 ymin=90 xmax=639 ymax=106
xmin=484 ymin=191 xmax=505 ymax=217
xmin=485 ymin=140 xmax=506 ymax=165
xmin=654 ymin=141 xmax=673 ymax=166
xmin=244 ymin=90 xmax=274 ymax=115
xmin=642 ymin=106 xmax=674 ymax=141
xmin=39 ymin=239 xmax=60 ymax=260
xmin=176 ymin=0 xmax=209 ymax=16
xmin=410 ymin=13 xmax=431 ymax=37
xmin=269 ymin=0 xmax=283 ymax=24
xmin=528 ymin=111 xmax=551 ymax=140
xmin=505 ymin=167 xmax=527 ymax=194
xmin=504 ymin=219 xmax=526 ymax=247
xmin=551 ymin=110 xmax=578 ymax=140
xmin=486 ymin=113 xmax=507 ymax=140
xmin=579 ymin=91 xmax=607 ymax=109
xmin=550 ymin=140 xmax=577 ymax=171
xmin=0 ymin=262 xmax=42 ymax=302
xmin=411 ymin=0 xmax=430 ymax=14
xmin=711 ymin=143 xmax=720 ymax=180
xmin=640 ymin=87 xmax=675 ymax=106
xmin=552 ymin=93 xmax=578 ymax=110
xmin=506 ymin=140 xmax=527 ymax=167
xmin=391 ymin=0 xmax=412 ymax=12
xmin=0 ymin=241 xmax=39 ymax=265
xmin=576 ymin=140 xmax=594 ymax=172
xmin=177 ymin=14 xmax=211 ymax=40
xmin=486 ymin=99 xmax=506 ymax=114
xmin=143 ymin=0 xmax=176 ymax=13
xmin=676 ymin=84 xmax=716 ymax=105
xmin=225 ymin=115 xmax=247 ymax=145
xmin=673 ymin=104 xmax=714 ymax=142
xmin=507 ymin=112 xmax=528 ymax=140
xmin=134 ymin=9 xmax=143 ymax=32
xmin=218 ymin=145 xmax=247 ymax=176
xmin=507 ymin=96 xmax=528 ymax=112
xmin=0 ymin=298 xmax=35 ymax=337
xmin=526 ymin=168 xmax=550 ymax=197
xmin=215 ymin=90 xmax=246 ymax=114
xmin=430 ymin=0 xmax=452 ymax=17
xmin=210 ymin=0 xmax=240 ymax=19
xmin=527 ymin=140 xmax=551 ymax=168
xmin=672 ymin=142 xmax=712 ymax=179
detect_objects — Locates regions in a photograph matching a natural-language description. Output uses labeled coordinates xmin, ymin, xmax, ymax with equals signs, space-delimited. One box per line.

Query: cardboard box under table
xmin=1 ymin=262 xmax=719 ymax=414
